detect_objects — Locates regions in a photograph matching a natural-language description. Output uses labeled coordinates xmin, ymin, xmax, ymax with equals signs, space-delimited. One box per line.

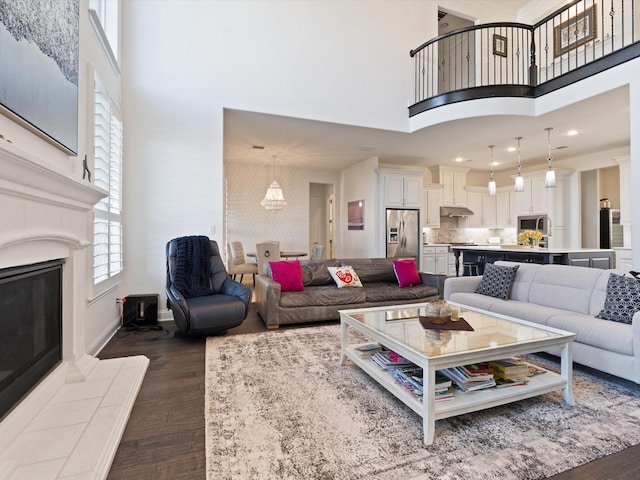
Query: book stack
xmin=439 ymin=363 xmax=496 ymax=392
xmin=390 ymin=366 xmax=453 ymax=402
xmin=488 ymin=358 xmax=530 ymax=387
xmin=354 ymin=343 xmax=381 ymax=358
xmin=370 ymin=349 xmax=413 ymax=370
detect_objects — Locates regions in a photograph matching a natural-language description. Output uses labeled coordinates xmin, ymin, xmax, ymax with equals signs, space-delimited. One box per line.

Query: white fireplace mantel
xmin=0 ymin=140 xmax=148 ymax=480
xmin=0 ymin=140 xmax=107 ymax=211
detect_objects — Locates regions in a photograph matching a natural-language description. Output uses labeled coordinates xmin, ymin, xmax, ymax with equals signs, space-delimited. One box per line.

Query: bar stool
xmin=463 ymin=262 xmax=481 ymax=276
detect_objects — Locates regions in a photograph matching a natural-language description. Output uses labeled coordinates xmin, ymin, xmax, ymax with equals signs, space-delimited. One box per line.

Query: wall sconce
xmin=514 ymin=137 xmax=524 ymax=192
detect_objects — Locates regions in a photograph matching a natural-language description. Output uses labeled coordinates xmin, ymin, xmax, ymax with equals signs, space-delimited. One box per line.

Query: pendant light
xmin=544 ymin=127 xmax=556 ymax=188
xmin=261 ymin=155 xmax=287 ymax=211
xmin=488 ymin=145 xmax=496 ymax=196
xmin=514 ymin=137 xmax=524 ymax=192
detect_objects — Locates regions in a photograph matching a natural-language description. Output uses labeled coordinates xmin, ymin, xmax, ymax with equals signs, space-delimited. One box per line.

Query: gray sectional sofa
xmin=444 ymin=261 xmax=640 ymax=383
xmin=255 ymin=257 xmax=446 ymax=329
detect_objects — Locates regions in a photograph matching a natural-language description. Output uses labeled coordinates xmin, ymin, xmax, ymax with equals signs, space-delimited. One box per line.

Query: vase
xmin=529 ymin=238 xmax=539 ymax=248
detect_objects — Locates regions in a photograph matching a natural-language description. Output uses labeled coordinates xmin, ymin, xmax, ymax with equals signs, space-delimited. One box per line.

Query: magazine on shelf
xmin=439 ymin=365 xmax=496 ymax=392
xmin=527 ymin=364 xmax=547 ymax=377
xmin=370 ymin=349 xmax=413 ymax=369
xmin=494 ymin=377 xmax=528 ymax=388
xmin=488 ymin=358 xmax=529 ymax=380
xmin=389 ymin=365 xmax=454 ymax=402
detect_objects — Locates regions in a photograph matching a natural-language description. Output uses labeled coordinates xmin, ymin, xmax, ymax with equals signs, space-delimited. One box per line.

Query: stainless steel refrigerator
xmin=386 ymin=208 xmax=420 ymax=261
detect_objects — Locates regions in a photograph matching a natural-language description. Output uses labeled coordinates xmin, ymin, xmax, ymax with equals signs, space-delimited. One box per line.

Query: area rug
xmin=205 ymin=325 xmax=640 ymax=480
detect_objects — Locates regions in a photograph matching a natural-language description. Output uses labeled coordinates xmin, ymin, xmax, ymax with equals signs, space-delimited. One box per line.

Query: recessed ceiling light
xmin=566 ymin=129 xmax=579 ymax=136
xmin=507 ymin=146 xmax=516 ymax=152
xmin=491 ymin=161 xmax=499 ymax=166
xmin=455 ymin=157 xmax=464 ymax=162
xmin=440 ymin=22 xmax=449 ymax=28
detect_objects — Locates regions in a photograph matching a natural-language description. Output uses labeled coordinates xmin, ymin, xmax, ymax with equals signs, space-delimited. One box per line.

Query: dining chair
xmin=310 ymin=244 xmax=325 ymax=260
xmin=227 ymin=241 xmax=259 ymax=286
xmin=256 ymin=241 xmax=281 ymax=275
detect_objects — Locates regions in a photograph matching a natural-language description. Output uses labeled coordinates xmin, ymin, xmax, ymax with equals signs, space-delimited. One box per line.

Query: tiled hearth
xmin=0 ymin=141 xmax=148 ymax=479
xmin=0 ymin=356 xmax=148 ymax=480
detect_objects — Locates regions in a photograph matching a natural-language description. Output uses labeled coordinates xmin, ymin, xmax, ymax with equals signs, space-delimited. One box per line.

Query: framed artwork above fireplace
xmin=0 ymin=0 xmax=79 ymax=154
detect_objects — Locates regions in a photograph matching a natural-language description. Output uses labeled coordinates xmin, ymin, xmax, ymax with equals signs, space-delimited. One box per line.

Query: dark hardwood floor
xmin=100 ymin=280 xmax=640 ymax=479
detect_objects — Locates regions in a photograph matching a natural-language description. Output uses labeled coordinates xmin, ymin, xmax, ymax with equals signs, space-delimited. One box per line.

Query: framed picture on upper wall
xmin=554 ymin=5 xmax=597 ymax=57
xmin=0 ymin=0 xmax=79 ymax=154
xmin=493 ymin=34 xmax=507 ymax=57
xmin=347 ymin=200 xmax=365 ymax=230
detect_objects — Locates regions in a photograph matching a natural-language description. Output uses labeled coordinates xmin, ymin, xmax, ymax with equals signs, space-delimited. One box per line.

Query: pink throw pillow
xmin=270 ymin=260 xmax=304 ymax=292
xmin=393 ymin=259 xmax=422 ymax=288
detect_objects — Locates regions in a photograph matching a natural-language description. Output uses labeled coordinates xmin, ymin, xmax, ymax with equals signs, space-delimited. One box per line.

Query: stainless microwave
xmin=518 ymin=215 xmax=550 ymax=235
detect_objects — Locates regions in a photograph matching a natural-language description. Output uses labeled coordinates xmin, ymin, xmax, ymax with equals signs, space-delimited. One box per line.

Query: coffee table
xmin=339 ymin=302 xmax=575 ymax=445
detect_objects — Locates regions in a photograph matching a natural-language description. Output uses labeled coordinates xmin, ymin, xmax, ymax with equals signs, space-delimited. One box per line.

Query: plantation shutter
xmin=93 ymin=76 xmax=123 ymax=285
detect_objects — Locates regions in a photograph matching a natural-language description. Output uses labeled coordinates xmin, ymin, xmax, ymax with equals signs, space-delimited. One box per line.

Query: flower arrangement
xmin=518 ymin=229 xmax=543 ymax=245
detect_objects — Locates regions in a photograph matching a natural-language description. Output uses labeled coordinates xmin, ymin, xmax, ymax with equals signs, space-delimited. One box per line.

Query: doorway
xmin=437 ymin=10 xmax=475 ymax=94
xmin=580 ymin=166 xmax=620 ymax=249
xmin=309 ymin=183 xmax=334 ymax=259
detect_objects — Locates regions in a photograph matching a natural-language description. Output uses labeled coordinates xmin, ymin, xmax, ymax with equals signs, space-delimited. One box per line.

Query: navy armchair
xmin=166 ymin=236 xmax=252 ymax=336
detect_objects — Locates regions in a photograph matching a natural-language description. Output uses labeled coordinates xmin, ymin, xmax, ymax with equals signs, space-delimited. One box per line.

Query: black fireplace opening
xmin=0 ymin=259 xmax=63 ymax=421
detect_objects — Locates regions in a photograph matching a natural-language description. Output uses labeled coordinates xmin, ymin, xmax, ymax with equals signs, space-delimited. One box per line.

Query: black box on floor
xmin=123 ymin=294 xmax=159 ymax=326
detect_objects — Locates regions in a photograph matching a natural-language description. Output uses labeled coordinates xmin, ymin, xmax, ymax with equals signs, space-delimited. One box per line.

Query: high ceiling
xmin=223 ymin=85 xmax=629 ymax=173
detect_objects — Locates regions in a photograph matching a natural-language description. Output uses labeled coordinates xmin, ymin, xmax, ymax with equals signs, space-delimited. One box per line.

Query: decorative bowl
xmin=425 ymin=329 xmax=453 ymax=346
xmin=421 ymin=300 xmax=452 ymax=325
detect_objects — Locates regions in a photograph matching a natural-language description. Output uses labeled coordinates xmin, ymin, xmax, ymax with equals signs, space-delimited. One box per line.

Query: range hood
xmin=440 ymin=206 xmax=475 ymax=217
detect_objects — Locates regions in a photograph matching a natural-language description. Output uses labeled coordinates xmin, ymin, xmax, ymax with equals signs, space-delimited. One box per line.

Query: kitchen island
xmin=452 ymin=245 xmax=615 ymax=276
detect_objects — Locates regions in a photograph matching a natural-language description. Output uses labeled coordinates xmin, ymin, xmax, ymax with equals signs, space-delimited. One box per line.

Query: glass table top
xmin=343 ymin=304 xmax=570 ymax=359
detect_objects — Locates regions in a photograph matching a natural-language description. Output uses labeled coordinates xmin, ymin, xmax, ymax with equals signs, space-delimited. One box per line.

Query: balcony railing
xmin=410 ymin=0 xmax=639 ymax=115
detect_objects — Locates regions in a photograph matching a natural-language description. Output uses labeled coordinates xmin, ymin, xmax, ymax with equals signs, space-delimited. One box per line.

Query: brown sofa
xmin=255 ymin=257 xmax=446 ymax=329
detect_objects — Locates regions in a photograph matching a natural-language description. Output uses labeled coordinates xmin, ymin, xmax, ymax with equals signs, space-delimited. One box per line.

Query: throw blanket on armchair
xmin=174 ymin=236 xmax=215 ymax=298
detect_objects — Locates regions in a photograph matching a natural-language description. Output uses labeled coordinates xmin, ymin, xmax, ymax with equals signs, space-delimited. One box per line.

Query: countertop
xmin=449 ymin=245 xmax=614 ymax=254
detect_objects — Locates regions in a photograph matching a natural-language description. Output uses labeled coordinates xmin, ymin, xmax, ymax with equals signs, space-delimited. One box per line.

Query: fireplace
xmin=0 ymin=140 xmax=147 ymax=479
xmin=0 ymin=259 xmax=63 ymax=421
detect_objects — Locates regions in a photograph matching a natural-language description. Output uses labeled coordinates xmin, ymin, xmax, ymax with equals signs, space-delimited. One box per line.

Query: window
xmin=93 ymin=75 xmax=123 ymax=286
xmin=89 ymin=0 xmax=119 ymax=71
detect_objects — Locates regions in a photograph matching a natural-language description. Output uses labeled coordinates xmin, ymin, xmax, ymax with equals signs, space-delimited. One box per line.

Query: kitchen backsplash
xmin=424 ymin=217 xmax=517 ymax=245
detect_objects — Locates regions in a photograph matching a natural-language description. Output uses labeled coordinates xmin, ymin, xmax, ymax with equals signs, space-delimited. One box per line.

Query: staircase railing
xmin=410 ymin=0 xmax=638 ymax=115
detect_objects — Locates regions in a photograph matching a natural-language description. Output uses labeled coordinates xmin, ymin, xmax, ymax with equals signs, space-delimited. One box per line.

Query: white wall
xmin=338 ymin=157 xmax=380 ymax=258
xmin=120 ymin=0 xmax=640 ymax=310
xmin=120 ymin=0 xmax=439 ymax=301
xmin=225 ymin=162 xmax=339 ymax=259
xmin=0 ymin=0 xmax=123 ymax=354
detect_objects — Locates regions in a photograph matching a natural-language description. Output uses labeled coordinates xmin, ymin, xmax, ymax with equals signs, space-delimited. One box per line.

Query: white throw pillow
xmin=327 ymin=265 xmax=363 ymax=288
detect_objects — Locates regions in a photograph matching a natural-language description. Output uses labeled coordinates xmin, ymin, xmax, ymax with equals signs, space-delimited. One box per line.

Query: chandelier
xmin=261 ymin=155 xmax=287 ymax=211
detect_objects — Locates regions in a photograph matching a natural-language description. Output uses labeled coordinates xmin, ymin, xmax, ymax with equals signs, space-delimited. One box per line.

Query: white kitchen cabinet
xmin=462 ymin=191 xmax=483 ymax=227
xmin=422 ymin=245 xmax=448 ymax=275
xmin=380 ymin=170 xmax=423 ymax=208
xmin=483 ymin=193 xmax=497 ymax=227
xmin=496 ymin=190 xmax=515 ymax=228
xmin=615 ymin=248 xmax=633 ymax=270
xmin=461 ymin=188 xmax=496 ymax=228
xmin=423 ymin=184 xmax=443 ymax=228
xmin=515 ymin=176 xmax=548 ymax=215
xmin=430 ymin=166 xmax=468 ymax=207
